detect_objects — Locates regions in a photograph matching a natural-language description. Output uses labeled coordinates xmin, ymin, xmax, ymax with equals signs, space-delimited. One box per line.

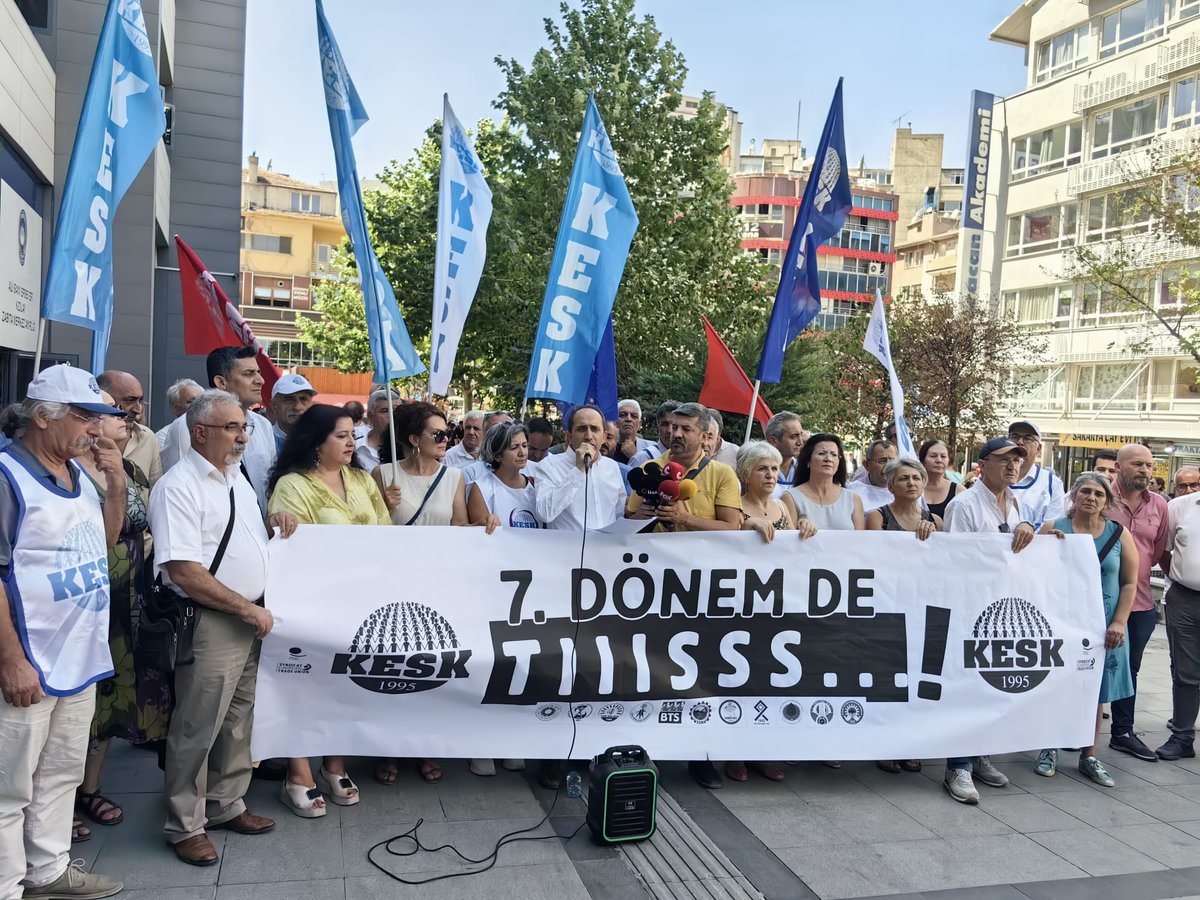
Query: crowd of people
xmin=2 ymin=347 xmax=1199 ymax=897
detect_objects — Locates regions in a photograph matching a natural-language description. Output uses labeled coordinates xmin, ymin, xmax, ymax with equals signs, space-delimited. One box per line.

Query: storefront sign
xmin=1058 ymin=434 xmax=1139 ymax=449
xmin=0 ymin=181 xmax=42 ymax=351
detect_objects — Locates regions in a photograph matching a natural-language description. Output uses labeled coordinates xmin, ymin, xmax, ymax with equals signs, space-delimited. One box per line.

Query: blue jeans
xmin=1110 ymin=607 xmax=1158 ymax=736
xmin=947 ymin=757 xmax=971 ymax=772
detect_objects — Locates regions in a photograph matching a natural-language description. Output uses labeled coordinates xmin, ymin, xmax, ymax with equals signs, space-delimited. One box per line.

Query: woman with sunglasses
xmin=267 ymin=404 xmax=391 ymax=818
xmin=371 ymin=402 xmax=466 ymax=786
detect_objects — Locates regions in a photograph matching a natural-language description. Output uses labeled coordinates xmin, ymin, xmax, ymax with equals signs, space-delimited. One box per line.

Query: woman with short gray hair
xmin=735 ymin=442 xmax=817 ymax=543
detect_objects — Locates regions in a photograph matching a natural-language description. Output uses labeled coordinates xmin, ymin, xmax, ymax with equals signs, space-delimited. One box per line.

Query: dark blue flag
xmin=556 ymin=314 xmax=617 ymax=423
xmin=756 ymin=79 xmax=853 ymax=383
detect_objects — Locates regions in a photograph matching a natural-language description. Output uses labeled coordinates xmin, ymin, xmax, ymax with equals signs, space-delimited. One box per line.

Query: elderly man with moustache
xmin=0 ymin=366 xmax=128 ymax=899
xmin=149 ymin=390 xmax=297 ymax=866
xmin=847 ymin=440 xmax=897 ymax=513
xmin=1160 ymin=462 xmax=1200 ymax=761
xmin=98 ymin=369 xmax=163 ymax=488
xmin=614 ymin=399 xmax=654 ymax=464
xmin=268 ymin=374 xmax=318 ymax=453
xmin=444 ymin=409 xmax=485 ymax=470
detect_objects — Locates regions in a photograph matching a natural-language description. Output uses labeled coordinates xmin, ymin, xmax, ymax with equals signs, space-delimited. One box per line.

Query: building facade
xmin=0 ymin=0 xmax=246 ymax=426
xmin=238 ymin=153 xmax=343 ymax=369
xmin=732 ymin=172 xmax=899 ymax=329
xmin=990 ymin=0 xmax=1200 ymax=482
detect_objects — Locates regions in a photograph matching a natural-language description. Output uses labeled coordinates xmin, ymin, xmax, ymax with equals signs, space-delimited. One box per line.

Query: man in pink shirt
xmin=1106 ymin=443 xmax=1169 ymax=762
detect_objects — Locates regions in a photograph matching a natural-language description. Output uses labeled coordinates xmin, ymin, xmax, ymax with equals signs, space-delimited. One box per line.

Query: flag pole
xmin=31 ymin=318 xmax=46 ymax=376
xmin=386 ymin=382 xmax=400 ymax=465
xmin=744 ymin=379 xmax=762 ymax=443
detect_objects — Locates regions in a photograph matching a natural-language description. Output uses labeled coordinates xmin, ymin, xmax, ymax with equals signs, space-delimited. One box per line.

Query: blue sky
xmin=244 ymin=1 xmax=1028 ymax=184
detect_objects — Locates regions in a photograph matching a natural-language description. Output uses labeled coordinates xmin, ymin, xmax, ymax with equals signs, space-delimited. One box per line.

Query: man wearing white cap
xmin=269 ymin=374 xmax=317 ymax=453
xmin=0 ymin=365 xmax=127 ymax=899
xmin=1008 ymin=420 xmax=1065 ymax=530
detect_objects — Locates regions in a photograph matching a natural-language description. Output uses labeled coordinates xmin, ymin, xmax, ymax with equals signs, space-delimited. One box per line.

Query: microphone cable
xmin=367 ymin=448 xmax=594 ymax=884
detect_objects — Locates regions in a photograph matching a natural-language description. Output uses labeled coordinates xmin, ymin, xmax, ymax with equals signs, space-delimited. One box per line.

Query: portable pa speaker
xmin=586 ymin=745 xmax=658 ymax=843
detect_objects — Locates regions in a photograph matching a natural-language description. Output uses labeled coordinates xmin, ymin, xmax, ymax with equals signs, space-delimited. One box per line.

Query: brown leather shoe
xmin=171 ymin=833 xmax=219 ymax=866
xmin=208 ymin=810 xmax=275 ymax=835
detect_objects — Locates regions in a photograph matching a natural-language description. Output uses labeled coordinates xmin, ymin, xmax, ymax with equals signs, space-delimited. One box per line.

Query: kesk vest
xmin=0 ymin=447 xmax=113 ymax=695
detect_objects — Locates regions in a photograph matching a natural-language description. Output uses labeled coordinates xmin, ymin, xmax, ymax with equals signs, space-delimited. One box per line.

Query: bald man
xmin=97 ymin=370 xmax=162 ymax=487
xmin=1106 ymin=443 xmax=1169 ymax=762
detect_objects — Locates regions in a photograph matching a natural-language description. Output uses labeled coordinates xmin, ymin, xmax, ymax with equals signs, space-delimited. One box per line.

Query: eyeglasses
xmin=425 ymin=430 xmax=451 ymax=443
xmin=987 ymin=455 xmax=1023 ymax=468
xmin=1176 ymin=481 xmax=1200 ymax=493
xmin=1007 ymin=433 xmax=1039 ymax=444
xmin=197 ymin=422 xmax=254 ymax=435
xmin=68 ymin=410 xmax=104 ymax=426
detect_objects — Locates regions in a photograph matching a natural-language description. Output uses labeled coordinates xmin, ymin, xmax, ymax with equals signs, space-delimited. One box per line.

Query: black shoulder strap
xmin=405 ymin=466 xmax=447 ymax=526
xmin=685 ymin=458 xmax=711 ymax=481
xmin=209 ymin=487 xmax=236 ymax=576
xmin=1097 ymin=521 xmax=1123 ymax=562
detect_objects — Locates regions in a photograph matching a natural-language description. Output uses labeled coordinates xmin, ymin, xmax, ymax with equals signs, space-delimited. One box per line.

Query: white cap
xmin=271 ymin=373 xmax=318 ymax=399
xmin=26 ymin=365 xmax=125 ymax=416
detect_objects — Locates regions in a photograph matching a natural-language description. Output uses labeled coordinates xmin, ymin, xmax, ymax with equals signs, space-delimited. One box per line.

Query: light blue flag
xmin=525 ymin=95 xmax=638 ymax=406
xmin=316 ymin=0 xmax=424 ymax=382
xmin=40 ymin=0 xmax=165 ymax=371
xmin=863 ymin=289 xmax=916 ymax=458
xmin=430 ymin=95 xmax=492 ymax=395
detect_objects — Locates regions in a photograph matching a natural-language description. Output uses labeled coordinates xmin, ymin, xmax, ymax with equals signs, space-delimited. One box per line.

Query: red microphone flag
xmin=699 ymin=316 xmax=773 ymax=426
xmin=176 ymin=235 xmax=282 ymax=404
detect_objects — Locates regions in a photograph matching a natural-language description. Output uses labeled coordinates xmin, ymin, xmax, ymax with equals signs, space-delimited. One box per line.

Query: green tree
xmin=294 ymin=245 xmax=372 ymax=373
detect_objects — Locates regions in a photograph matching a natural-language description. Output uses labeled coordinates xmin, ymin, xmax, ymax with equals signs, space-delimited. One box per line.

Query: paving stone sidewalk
xmin=75 ymin=631 xmax=1200 ymax=899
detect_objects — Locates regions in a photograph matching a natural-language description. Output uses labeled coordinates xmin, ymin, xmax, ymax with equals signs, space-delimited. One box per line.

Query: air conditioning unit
xmin=868 ymin=261 xmax=882 ymax=275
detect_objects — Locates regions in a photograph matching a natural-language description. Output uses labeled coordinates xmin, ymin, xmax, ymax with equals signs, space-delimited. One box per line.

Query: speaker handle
xmin=600 ymin=745 xmax=648 ymax=766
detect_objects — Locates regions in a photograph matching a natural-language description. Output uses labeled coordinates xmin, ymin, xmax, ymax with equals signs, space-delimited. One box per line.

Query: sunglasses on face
xmin=425 ymin=429 xmax=452 ymax=443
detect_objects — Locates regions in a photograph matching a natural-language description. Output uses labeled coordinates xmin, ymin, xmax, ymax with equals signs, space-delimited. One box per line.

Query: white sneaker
xmin=943 ymin=767 xmax=980 ymax=804
xmin=23 ymin=859 xmax=123 ymax=898
xmin=973 ymin=755 xmax=1009 ymax=788
xmin=501 ymin=758 xmax=526 ymax=771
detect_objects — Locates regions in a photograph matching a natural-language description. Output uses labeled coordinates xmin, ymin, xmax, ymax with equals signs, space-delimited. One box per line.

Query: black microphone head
xmin=628 ymin=468 xmax=646 ymax=491
xmin=644 ymin=462 xmax=662 ymax=479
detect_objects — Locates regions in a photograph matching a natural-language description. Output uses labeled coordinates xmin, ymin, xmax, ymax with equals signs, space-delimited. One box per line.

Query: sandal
xmin=318 ymin=767 xmax=360 ymax=806
xmin=724 ymin=761 xmax=749 ymax=782
xmin=901 ymin=759 xmax=922 ymax=772
xmin=71 ymin=815 xmax=91 ymax=843
xmin=876 ymin=760 xmax=902 ymax=774
xmin=374 ymin=760 xmax=399 ymax=785
xmin=279 ymin=780 xmax=327 ymax=818
xmin=419 ymin=758 xmax=443 ymax=784
xmin=748 ymin=761 xmax=785 ymax=782
xmin=76 ymin=790 xmax=123 ymax=826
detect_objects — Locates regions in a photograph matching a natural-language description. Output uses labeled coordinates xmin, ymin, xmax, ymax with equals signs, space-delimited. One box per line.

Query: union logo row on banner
xmin=251 ymin=527 xmax=1104 ymax=761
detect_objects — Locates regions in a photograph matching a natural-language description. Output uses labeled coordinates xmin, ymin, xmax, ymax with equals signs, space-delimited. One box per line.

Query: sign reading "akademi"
xmin=956 ymin=90 xmax=995 ymax=301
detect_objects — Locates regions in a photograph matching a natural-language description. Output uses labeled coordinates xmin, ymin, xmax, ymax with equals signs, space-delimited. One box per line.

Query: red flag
xmin=176 ymin=235 xmax=282 ymax=404
xmin=699 ymin=316 xmax=773 ymax=426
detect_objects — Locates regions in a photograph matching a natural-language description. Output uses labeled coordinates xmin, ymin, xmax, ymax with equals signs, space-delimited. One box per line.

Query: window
xmin=1005 ymin=204 xmax=1078 ymax=256
xmin=1036 ymin=24 xmax=1091 ymax=82
xmin=291 ymin=192 xmax=322 ymax=214
xmin=1171 ymin=76 xmax=1200 ymax=130
xmin=1011 ymin=122 xmax=1083 ymax=180
xmin=945 ymin=171 xmax=965 ymax=186
xmin=1084 ymin=191 xmax=1152 ymax=241
xmin=1091 ymin=94 xmax=1168 ymax=158
xmin=850 ymin=195 xmax=895 ymax=212
xmin=1074 ymin=362 xmax=1145 ymax=411
xmin=999 ymin=286 xmax=1073 ymax=328
xmin=1100 ymin=0 xmax=1168 ymax=59
xmin=1183 ymin=0 xmax=1200 ymax=19
xmin=1160 ymin=267 xmax=1200 ymax=304
xmin=241 ymin=233 xmax=293 ymax=254
xmin=1076 ymin=280 xmax=1149 ymax=326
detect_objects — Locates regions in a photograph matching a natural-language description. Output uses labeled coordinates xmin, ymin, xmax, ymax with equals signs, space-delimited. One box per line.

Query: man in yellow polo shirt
xmin=626 ymin=402 xmax=741 ymax=531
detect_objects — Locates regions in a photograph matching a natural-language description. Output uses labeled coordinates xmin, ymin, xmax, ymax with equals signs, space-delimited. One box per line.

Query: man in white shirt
xmin=149 ymin=390 xmax=297 ymax=867
xmin=765 ymin=412 xmax=804 ymax=498
xmin=941 ymin=436 xmax=1037 ymax=806
xmin=354 ymin=388 xmax=400 ymax=472
xmin=1008 ymin=420 xmax=1065 ymax=529
xmin=614 ymin=399 xmax=655 ymax=464
xmin=629 ymin=400 xmax=679 ymax=468
xmin=462 ymin=411 xmax=513 ymax=487
xmin=847 ymin=440 xmax=896 ymax=513
xmin=156 ymin=379 xmax=203 ymax=448
xmin=1159 ymin=489 xmax=1200 ymax=761
xmin=534 ymin=404 xmax=626 ymax=531
xmin=160 ymin=347 xmax=276 ymax=513
xmin=704 ymin=409 xmax=740 ymax=468
xmin=444 ymin=409 xmax=484 ymax=470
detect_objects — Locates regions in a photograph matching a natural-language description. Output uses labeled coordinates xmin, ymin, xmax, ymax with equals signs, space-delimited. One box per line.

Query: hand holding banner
xmin=525 ymin=95 xmax=638 ymax=406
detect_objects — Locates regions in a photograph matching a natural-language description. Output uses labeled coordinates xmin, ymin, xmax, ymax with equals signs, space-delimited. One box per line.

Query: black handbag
xmin=133 ymin=487 xmax=236 ymax=672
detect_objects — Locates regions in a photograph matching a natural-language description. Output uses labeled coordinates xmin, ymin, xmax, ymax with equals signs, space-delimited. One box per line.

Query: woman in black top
xmin=920 ymin=439 xmax=959 ymax=519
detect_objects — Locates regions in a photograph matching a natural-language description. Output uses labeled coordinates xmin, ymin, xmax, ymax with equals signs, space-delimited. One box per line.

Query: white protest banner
xmin=252 ymin=527 xmax=1104 ymax=762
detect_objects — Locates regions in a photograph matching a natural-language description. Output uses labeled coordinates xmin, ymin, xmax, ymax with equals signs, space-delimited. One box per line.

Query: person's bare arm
xmin=164 ymin=561 xmax=272 ymax=638
xmin=0 ymin=583 xmax=40 ymax=706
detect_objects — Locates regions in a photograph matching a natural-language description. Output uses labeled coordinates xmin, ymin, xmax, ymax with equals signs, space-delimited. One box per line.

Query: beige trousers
xmin=0 ymin=684 xmax=95 ymax=899
xmin=163 ymin=608 xmax=258 ymax=843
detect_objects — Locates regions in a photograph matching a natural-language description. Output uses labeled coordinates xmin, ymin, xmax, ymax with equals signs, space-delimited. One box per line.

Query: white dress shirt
xmin=943 ymin=480 xmax=1032 ymax=533
xmin=443 ymin=442 xmax=479 ymax=471
xmin=148 ymin=448 xmax=270 ymax=603
xmin=534 ymin=447 xmax=626 ymax=531
xmin=847 ymin=480 xmax=894 ymax=513
xmin=713 ymin=439 xmax=739 ymax=468
xmin=160 ymin=408 xmax=275 ymax=513
xmin=1167 ymin=494 xmax=1200 ymax=590
xmin=354 ymin=436 xmax=381 ymax=472
xmin=1011 ymin=464 xmax=1066 ymax=529
xmin=629 ymin=441 xmax=668 ymax=469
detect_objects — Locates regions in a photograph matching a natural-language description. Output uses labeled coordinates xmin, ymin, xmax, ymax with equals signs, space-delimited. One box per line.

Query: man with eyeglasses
xmin=98 ymin=369 xmax=163 ymax=488
xmin=1174 ymin=467 xmax=1200 ymax=498
xmin=161 ymin=347 xmax=276 ymax=513
xmin=1008 ymin=421 xmax=1065 ymax=530
xmin=0 ymin=366 xmax=128 ymax=899
xmin=148 ymin=389 xmax=298 ymax=867
xmin=941 ymin=436 xmax=1038 ymax=804
xmin=1107 ymin=443 xmax=1169 ymax=763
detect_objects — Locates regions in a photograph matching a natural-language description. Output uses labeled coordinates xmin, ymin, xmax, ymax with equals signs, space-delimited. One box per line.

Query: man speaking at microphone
xmin=626 ymin=402 xmax=741 ymax=533
xmin=533 ymin=404 xmax=627 ymax=531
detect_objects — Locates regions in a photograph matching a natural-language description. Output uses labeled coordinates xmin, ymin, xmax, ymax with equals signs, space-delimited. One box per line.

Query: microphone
xmin=677 ymin=480 xmax=697 ymax=502
xmin=658 ymin=479 xmax=680 ymax=502
xmin=662 ymin=462 xmax=687 ymax=483
xmin=580 ymin=444 xmax=595 ymax=471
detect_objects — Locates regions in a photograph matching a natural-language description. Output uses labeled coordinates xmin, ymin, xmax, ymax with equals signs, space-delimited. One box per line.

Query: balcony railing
xmin=1066 ymin=124 xmax=1200 ymax=196
xmin=1073 ymin=34 xmax=1200 ymax=114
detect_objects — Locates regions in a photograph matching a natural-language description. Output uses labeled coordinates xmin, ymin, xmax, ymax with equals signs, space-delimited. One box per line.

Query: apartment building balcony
xmin=1073 ymin=33 xmax=1200 ymax=114
xmin=1066 ymin=123 xmax=1200 ymax=196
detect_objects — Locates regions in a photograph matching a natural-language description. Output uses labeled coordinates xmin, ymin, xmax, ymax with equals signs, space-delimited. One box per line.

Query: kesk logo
xmin=331 ymin=601 xmax=471 ymax=695
xmin=49 ymin=522 xmax=110 ymax=612
xmin=964 ymin=597 xmax=1063 ymax=693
